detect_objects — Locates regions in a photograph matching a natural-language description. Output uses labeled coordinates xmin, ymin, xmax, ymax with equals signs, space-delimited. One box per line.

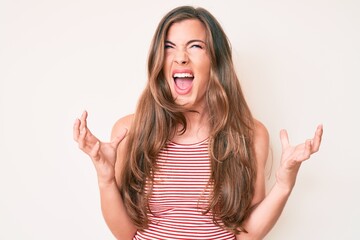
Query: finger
xmin=280 ymin=129 xmax=290 ymax=149
xmin=301 ymin=139 xmax=312 ymax=160
xmin=311 ymin=124 xmax=323 ymax=153
xmin=78 ymin=127 xmax=87 ymax=150
xmin=80 ymin=110 xmax=88 ymax=130
xmin=90 ymin=141 xmax=100 ymax=161
xmin=110 ymin=128 xmax=128 ymax=149
xmin=73 ymin=118 xmax=80 ymax=141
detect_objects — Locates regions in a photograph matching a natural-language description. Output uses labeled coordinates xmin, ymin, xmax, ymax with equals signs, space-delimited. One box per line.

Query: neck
xmin=172 ymin=109 xmax=210 ymax=144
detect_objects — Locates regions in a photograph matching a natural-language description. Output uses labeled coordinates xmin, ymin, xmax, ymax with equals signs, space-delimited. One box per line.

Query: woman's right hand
xmin=73 ymin=111 xmax=127 ymax=185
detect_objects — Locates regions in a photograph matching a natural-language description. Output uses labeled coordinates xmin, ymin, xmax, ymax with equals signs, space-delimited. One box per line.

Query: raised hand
xmin=73 ymin=111 xmax=127 ymax=185
xmin=276 ymin=125 xmax=323 ymax=191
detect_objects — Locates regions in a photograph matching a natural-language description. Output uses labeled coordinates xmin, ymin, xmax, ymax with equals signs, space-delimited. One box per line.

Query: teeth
xmin=173 ymin=73 xmax=193 ymax=78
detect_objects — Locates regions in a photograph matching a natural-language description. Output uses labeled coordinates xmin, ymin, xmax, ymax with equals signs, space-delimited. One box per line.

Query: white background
xmin=1 ymin=0 xmax=359 ymax=239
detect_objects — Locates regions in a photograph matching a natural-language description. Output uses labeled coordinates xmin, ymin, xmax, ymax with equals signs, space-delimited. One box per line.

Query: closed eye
xmin=165 ymin=40 xmax=175 ymax=49
xmin=190 ymin=44 xmax=203 ymax=49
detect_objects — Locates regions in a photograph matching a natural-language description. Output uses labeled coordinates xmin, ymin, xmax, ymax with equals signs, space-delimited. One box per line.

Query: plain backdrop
xmin=1 ymin=0 xmax=359 ymax=239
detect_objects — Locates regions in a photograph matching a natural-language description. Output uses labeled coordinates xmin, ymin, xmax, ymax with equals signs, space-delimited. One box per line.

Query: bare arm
xmin=237 ymin=123 xmax=323 ymax=240
xmin=73 ymin=112 xmax=137 ymax=239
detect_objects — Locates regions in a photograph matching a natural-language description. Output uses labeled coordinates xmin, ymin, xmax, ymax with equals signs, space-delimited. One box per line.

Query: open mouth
xmin=173 ymin=72 xmax=194 ymax=93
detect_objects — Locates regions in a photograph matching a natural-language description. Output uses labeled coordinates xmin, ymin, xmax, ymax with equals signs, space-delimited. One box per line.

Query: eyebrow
xmin=165 ymin=39 xmax=206 ymax=46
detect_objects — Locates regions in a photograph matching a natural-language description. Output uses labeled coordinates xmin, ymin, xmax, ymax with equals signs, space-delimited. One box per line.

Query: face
xmin=163 ymin=19 xmax=211 ymax=110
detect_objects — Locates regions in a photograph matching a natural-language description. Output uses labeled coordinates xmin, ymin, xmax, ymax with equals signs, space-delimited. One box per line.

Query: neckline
xmin=169 ymin=137 xmax=209 ymax=146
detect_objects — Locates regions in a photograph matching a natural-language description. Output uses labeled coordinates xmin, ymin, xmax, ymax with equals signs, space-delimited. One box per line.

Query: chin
xmin=178 ymin=99 xmax=201 ymax=111
xmin=175 ymin=98 xmax=193 ymax=107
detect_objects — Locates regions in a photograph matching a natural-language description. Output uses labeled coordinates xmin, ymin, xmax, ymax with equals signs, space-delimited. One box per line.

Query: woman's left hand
xmin=276 ymin=125 xmax=323 ymax=191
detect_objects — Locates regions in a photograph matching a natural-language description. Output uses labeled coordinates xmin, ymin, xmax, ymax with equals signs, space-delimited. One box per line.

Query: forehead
xmin=166 ymin=19 xmax=207 ymax=41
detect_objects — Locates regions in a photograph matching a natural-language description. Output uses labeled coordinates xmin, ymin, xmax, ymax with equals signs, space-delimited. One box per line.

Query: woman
xmin=73 ymin=6 xmax=323 ymax=240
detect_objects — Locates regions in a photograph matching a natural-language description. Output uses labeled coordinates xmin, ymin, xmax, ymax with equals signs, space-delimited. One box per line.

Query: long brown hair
xmin=120 ymin=6 xmax=256 ymax=234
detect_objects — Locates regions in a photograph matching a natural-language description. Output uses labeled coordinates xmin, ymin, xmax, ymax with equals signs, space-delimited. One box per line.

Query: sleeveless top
xmin=133 ymin=139 xmax=236 ymax=240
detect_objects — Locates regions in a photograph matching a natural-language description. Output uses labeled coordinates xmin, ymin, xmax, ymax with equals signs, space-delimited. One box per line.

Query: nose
xmin=174 ymin=50 xmax=188 ymax=65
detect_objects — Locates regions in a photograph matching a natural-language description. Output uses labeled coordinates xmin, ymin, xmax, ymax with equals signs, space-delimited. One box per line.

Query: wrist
xmin=98 ymin=178 xmax=117 ymax=189
xmin=275 ymin=173 xmax=295 ymax=194
xmin=274 ymin=179 xmax=294 ymax=195
xmin=275 ymin=164 xmax=301 ymax=191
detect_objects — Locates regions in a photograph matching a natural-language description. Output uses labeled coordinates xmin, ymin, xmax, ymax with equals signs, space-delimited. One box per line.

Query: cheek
xmin=199 ymin=62 xmax=211 ymax=80
xmin=199 ymin=64 xmax=211 ymax=89
xmin=195 ymin=54 xmax=211 ymax=72
xmin=163 ymin=59 xmax=172 ymax=81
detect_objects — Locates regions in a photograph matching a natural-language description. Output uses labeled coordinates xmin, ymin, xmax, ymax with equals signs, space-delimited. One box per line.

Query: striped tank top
xmin=133 ymin=138 xmax=235 ymax=240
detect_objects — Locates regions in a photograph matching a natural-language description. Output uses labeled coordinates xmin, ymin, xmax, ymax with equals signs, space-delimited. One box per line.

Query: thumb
xmin=280 ymin=129 xmax=290 ymax=149
xmin=90 ymin=141 xmax=101 ymax=161
xmin=110 ymin=128 xmax=128 ymax=148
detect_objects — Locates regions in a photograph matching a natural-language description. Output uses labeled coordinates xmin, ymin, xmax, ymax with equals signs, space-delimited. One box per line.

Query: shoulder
xmin=253 ymin=119 xmax=269 ymax=167
xmin=111 ymin=114 xmax=134 ymax=140
xmin=253 ymin=119 xmax=269 ymax=143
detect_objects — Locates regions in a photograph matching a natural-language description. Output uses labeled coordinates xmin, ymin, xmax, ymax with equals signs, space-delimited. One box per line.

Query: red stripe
xmin=133 ymin=140 xmax=235 ymax=240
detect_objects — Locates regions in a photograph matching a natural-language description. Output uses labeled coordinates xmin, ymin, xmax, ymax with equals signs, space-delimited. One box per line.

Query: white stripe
xmin=133 ymin=140 xmax=235 ymax=240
